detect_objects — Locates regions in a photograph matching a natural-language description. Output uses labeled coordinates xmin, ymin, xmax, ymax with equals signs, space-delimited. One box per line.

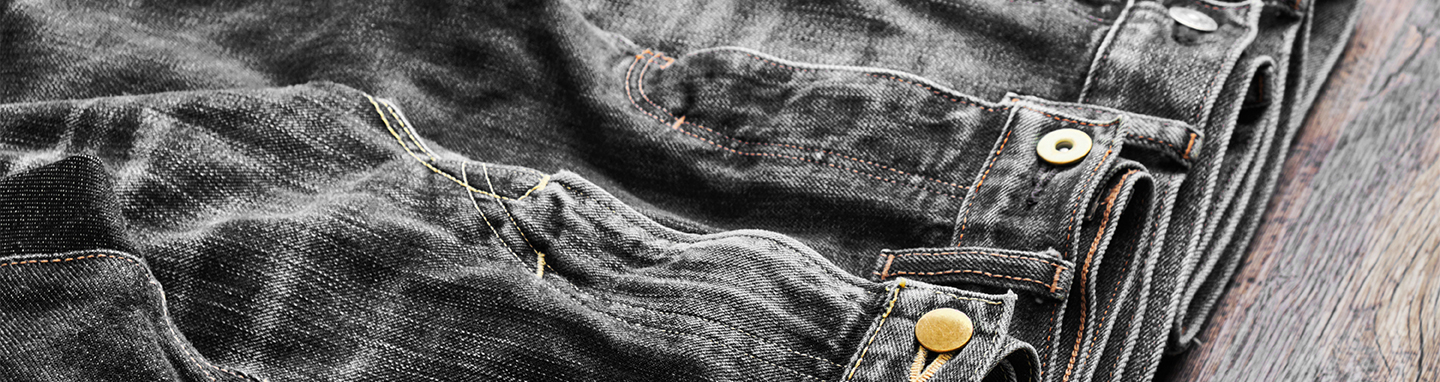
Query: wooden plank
xmin=1167 ymin=0 xmax=1440 ymax=380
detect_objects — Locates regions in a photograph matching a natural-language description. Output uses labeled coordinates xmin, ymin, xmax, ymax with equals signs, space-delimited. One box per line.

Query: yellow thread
xmin=915 ymin=352 xmax=954 ymax=382
xmin=909 ymin=346 xmax=928 ymax=380
xmin=363 ymin=94 xmax=550 ymax=201
xmin=462 ymin=161 xmax=528 ymax=266
xmin=481 ymin=163 xmax=547 ymax=278
xmin=381 ymin=99 xmax=437 ymax=163
xmin=845 ymin=283 xmax=904 ymax=381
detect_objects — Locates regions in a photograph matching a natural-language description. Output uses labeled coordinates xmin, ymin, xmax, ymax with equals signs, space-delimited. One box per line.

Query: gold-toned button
xmin=915 ymin=308 xmax=974 ymax=353
xmin=1036 ymin=128 xmax=1093 ymax=165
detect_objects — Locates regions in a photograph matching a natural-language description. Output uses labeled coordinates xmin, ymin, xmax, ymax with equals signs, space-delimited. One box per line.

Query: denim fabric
xmin=0 ymin=0 xmax=1357 ymax=381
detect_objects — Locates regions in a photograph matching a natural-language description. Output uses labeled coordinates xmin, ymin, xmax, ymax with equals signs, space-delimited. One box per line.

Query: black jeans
xmin=0 ymin=0 xmax=1359 ymax=381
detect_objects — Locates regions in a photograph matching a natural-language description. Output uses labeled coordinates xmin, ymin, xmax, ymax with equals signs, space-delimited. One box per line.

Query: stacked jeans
xmin=0 ymin=0 xmax=1359 ymax=381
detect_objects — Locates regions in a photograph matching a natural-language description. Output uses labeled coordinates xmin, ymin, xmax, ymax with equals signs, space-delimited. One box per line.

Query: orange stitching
xmin=1062 ymin=148 xmax=1114 ymax=257
xmin=954 ymin=127 xmax=1013 ymax=246
xmin=1105 ymin=182 xmax=1167 ymax=382
xmin=890 ymin=250 xmax=1066 ymax=268
xmin=1060 ymin=170 xmax=1134 ymax=382
xmin=1183 ymin=133 xmax=1198 ymax=159
xmin=637 ymin=53 xmax=970 ymax=192
xmin=1050 ymin=265 xmax=1065 ymax=293
xmin=0 ymin=253 xmax=249 ymax=381
xmin=880 ymin=254 xmax=895 ymax=279
xmin=845 ymin=282 xmax=904 ymax=380
xmin=884 ymin=268 xmax=1056 ymax=289
xmin=1039 ymin=300 xmax=1060 ymax=376
xmin=623 ymin=54 xmax=960 ymax=198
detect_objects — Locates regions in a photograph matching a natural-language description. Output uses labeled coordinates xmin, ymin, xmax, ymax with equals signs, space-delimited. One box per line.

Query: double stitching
xmin=844 ymin=282 xmax=904 ymax=381
xmin=362 ymin=94 xmax=549 ymax=201
xmin=1060 ymin=170 xmax=1136 ymax=382
xmin=878 ymin=250 xmax=1070 ymax=293
xmin=877 ymin=268 xmax=1061 ymax=291
xmin=1 ymin=252 xmax=262 ymax=382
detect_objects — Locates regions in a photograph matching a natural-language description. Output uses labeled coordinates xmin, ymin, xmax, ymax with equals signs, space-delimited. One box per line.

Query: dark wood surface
xmin=1167 ymin=0 xmax=1440 ymax=380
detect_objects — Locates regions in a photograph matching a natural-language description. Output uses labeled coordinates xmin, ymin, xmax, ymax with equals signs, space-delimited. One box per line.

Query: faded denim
xmin=0 ymin=0 xmax=1359 ymax=381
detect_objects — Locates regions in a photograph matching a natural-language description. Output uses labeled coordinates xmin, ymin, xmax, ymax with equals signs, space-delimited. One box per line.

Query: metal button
xmin=1036 ymin=128 xmax=1093 ymax=165
xmin=915 ymin=308 xmax=974 ymax=353
xmin=1168 ymin=7 xmax=1218 ymax=32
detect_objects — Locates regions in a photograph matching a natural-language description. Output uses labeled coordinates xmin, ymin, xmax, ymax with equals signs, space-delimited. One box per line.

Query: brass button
xmin=915 ymin=308 xmax=974 ymax=353
xmin=1036 ymin=128 xmax=1093 ymax=165
xmin=1169 ymin=7 xmax=1218 ymax=32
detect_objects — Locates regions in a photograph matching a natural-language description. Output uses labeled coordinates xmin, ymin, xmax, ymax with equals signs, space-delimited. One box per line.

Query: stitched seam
xmin=461 ymin=162 xmax=530 ymax=267
xmin=1062 ymin=146 xmax=1116 ymax=257
xmin=1060 ymin=170 xmax=1133 ymax=382
xmin=1017 ymin=105 xmax=1122 ymax=128
xmin=1125 ymin=133 xmax=1186 ymax=158
xmin=1039 ymin=300 xmax=1060 ymax=377
xmin=1183 ymin=133 xmax=1198 ymax=159
xmin=845 ymin=283 xmax=904 ymax=381
xmin=636 ymin=52 xmax=969 ymax=193
xmin=954 ymin=127 xmax=1013 ymax=246
xmin=737 ymin=52 xmax=1005 ymax=113
xmin=477 ymin=163 xmax=548 ymax=278
xmin=0 ymin=253 xmax=260 ymax=382
xmin=877 ymin=269 xmax=1058 ymax=290
xmin=556 ymin=183 xmax=876 ymax=294
xmin=363 ymin=95 xmax=549 ymax=201
xmin=889 ymin=250 xmax=1066 ymax=268
xmin=465 ymin=175 xmax=847 ymax=371
xmin=930 ymin=290 xmax=1003 ymax=305
xmin=466 ymin=189 xmax=828 ymax=381
xmin=1105 ymin=184 xmax=1165 ymax=382
xmin=622 ymin=54 xmax=959 ymax=199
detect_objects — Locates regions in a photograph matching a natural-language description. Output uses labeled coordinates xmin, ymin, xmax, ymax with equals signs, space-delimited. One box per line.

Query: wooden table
xmin=1166 ymin=1 xmax=1440 ymax=380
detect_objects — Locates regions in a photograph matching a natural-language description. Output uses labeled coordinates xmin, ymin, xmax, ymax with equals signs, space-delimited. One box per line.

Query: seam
xmin=954 ymin=126 xmax=1013 ymax=246
xmin=735 ymin=52 xmax=1005 ymax=113
xmin=469 ymin=178 xmax=845 ymax=371
xmin=845 ymin=282 xmax=905 ymax=381
xmin=1062 ymin=144 xmax=1116 ymax=257
xmin=461 ymin=162 xmax=530 ymax=268
xmin=0 ymin=253 xmax=261 ymax=382
xmin=363 ymin=94 xmax=549 ymax=201
xmin=1183 ymin=133 xmax=1198 ymax=159
xmin=1039 ymin=299 xmax=1060 ymax=377
xmin=622 ymin=54 xmax=960 ymax=199
xmin=556 ymin=182 xmax=876 ymax=294
xmin=878 ymin=268 xmax=1059 ymax=290
xmin=1125 ymin=133 xmax=1187 ymax=158
xmin=1105 ymin=183 xmax=1165 ymax=382
xmin=477 ymin=163 xmax=548 ymax=278
xmin=889 ymin=250 xmax=1067 ymax=268
xmin=1016 ymin=104 xmax=1122 ymax=128
xmin=1060 ymin=170 xmax=1134 ymax=382
xmin=880 ymin=254 xmax=896 ymax=280
xmin=636 ymin=52 xmax=970 ymax=193
xmin=930 ymin=290 xmax=1003 ymax=305
xmin=1051 ymin=265 xmax=1066 ymax=294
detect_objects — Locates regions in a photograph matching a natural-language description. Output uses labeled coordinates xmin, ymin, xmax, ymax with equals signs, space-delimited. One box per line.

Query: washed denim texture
xmin=0 ymin=0 xmax=1358 ymax=381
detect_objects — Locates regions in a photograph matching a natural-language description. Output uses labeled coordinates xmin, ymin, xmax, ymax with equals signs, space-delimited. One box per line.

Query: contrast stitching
xmin=879 ymin=268 xmax=1059 ymax=290
xmin=889 ymin=250 xmax=1067 ymax=268
xmin=1039 ymin=300 xmax=1060 ymax=376
xmin=363 ymin=95 xmax=549 ymax=201
xmin=382 ymin=100 xmax=436 ymax=163
xmin=1 ymin=253 xmax=260 ymax=382
xmin=1017 ymin=105 xmax=1121 ymax=128
xmin=1062 ymin=145 xmax=1116 ymax=257
xmin=1106 ymin=183 xmax=1166 ymax=382
xmin=1183 ymin=133 xmax=1198 ymax=159
xmin=461 ymin=162 xmax=530 ymax=267
xmin=845 ymin=282 xmax=905 ymax=381
xmin=879 ymin=254 xmax=896 ymax=280
xmin=954 ymin=126 xmax=1013 ymax=246
xmin=622 ymin=54 xmax=960 ymax=199
xmin=465 ymin=177 xmax=847 ymax=371
xmin=479 ymin=163 xmax=548 ymax=278
xmin=635 ymin=52 xmax=969 ymax=193
xmin=1060 ymin=170 xmax=1134 ymax=382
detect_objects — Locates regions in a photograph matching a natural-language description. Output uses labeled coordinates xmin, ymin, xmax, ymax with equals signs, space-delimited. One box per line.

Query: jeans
xmin=0 ymin=0 xmax=1359 ymax=381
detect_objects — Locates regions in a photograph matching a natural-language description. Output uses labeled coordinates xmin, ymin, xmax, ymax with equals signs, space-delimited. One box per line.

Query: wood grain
xmin=1166 ymin=0 xmax=1440 ymax=380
